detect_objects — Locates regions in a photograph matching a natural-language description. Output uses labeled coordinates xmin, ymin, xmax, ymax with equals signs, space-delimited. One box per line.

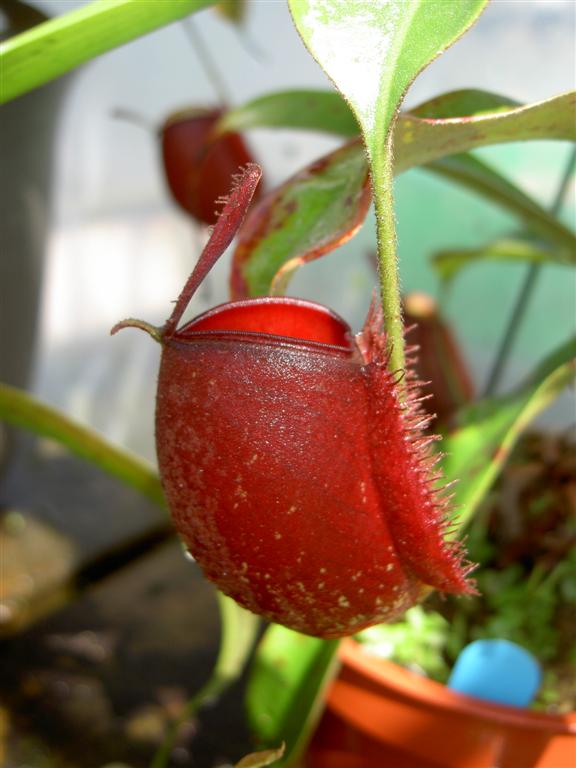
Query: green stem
xmin=0 ymin=384 xmax=165 ymax=508
xmin=0 ymin=0 xmax=216 ymax=104
xmin=373 ymin=133 xmax=406 ymax=377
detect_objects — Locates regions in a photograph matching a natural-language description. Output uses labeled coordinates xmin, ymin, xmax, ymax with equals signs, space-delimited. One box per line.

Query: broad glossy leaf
xmin=246 ymin=626 xmax=340 ymax=766
xmin=444 ymin=337 xmax=576 ymax=531
xmin=433 ymin=238 xmax=575 ymax=286
xmin=424 ymin=153 xmax=576 ymax=256
xmin=0 ymin=0 xmax=215 ymax=104
xmin=230 ymin=139 xmax=370 ymax=297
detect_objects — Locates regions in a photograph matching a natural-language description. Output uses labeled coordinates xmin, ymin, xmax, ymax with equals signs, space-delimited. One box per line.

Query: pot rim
xmin=338 ymin=638 xmax=576 ymax=735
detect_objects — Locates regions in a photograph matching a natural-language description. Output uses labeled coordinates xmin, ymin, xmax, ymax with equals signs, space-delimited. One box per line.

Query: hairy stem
xmin=373 ymin=133 xmax=406 ymax=379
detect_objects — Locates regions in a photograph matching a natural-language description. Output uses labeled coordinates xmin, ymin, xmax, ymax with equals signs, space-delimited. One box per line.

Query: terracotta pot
xmin=307 ymin=638 xmax=576 ymax=768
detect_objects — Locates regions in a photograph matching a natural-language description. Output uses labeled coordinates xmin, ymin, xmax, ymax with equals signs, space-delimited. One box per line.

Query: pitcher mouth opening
xmin=175 ymin=297 xmax=355 ymax=350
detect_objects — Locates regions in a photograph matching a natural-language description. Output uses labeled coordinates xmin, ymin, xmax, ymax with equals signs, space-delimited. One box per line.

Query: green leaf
xmin=424 ymin=153 xmax=576 ymax=256
xmin=287 ymin=2 xmax=488 ymax=163
xmin=0 ymin=383 xmax=164 ymax=507
xmin=433 ymin=237 xmax=576 ymax=286
xmin=287 ymin=1 xmax=489 ymax=375
xmin=220 ymin=89 xmax=575 ymax=168
xmin=0 ymin=0 xmax=216 ymax=104
xmin=444 ymin=337 xmax=576 ymax=531
xmin=246 ymin=626 xmax=340 ymax=767
xmin=152 ymin=593 xmax=259 ymax=768
xmin=408 ymin=88 xmax=519 ymax=118
xmin=229 ymin=87 xmax=575 ymax=297
xmin=397 ymin=90 xmax=576 ymax=171
xmin=231 ymin=139 xmax=370 ymax=298
xmin=232 ymin=140 xmax=574 ymax=299
xmin=218 ymin=89 xmax=360 ymax=137
xmin=218 ymin=87 xmax=515 ymax=136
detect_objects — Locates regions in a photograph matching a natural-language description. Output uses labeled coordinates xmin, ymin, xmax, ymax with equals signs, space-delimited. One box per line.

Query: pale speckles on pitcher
xmin=113 ymin=166 xmax=474 ymax=638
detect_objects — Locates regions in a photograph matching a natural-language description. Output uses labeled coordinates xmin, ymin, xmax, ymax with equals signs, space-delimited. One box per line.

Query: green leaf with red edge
xmin=231 ymin=139 xmax=370 ymax=298
xmin=229 ymin=89 xmax=575 ymax=297
xmin=246 ymin=626 xmax=340 ymax=767
xmin=432 ymin=237 xmax=575 ymax=287
xmin=444 ymin=336 xmax=576 ymax=532
xmin=397 ymin=89 xmax=575 ymax=171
